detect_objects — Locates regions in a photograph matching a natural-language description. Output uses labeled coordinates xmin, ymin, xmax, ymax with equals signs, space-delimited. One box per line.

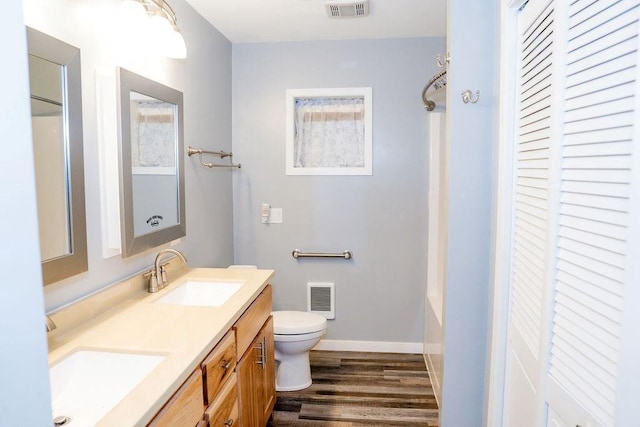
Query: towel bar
xmin=292 ymin=249 xmax=352 ymax=260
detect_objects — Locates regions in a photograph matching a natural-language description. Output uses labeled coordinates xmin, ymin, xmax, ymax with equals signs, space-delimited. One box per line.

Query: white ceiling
xmin=183 ymin=0 xmax=446 ymax=43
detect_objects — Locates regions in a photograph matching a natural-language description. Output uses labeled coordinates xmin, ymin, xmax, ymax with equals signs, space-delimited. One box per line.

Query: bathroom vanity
xmin=46 ymin=266 xmax=275 ymax=426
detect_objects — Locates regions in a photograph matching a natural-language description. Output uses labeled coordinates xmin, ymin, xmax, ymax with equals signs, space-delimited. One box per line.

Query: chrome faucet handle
xmin=160 ymin=263 xmax=169 ymax=284
xmin=147 ymin=270 xmax=159 ymax=293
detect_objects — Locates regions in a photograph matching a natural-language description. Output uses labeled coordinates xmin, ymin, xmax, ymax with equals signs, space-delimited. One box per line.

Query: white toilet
xmin=272 ymin=310 xmax=327 ymax=391
xmin=227 ymin=265 xmax=327 ymax=392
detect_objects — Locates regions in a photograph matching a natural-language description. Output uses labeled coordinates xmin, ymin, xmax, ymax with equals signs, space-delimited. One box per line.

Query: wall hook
xmin=461 ymin=89 xmax=480 ymax=104
xmin=436 ymin=52 xmax=451 ymax=68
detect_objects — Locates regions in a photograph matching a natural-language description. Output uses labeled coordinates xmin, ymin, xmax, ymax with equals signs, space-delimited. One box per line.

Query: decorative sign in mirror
xmin=117 ymin=68 xmax=185 ymax=258
xmin=27 ymin=27 xmax=88 ymax=285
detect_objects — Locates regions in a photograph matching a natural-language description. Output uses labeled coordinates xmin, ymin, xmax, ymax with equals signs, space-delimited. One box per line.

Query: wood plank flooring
xmin=270 ymin=351 xmax=439 ymax=426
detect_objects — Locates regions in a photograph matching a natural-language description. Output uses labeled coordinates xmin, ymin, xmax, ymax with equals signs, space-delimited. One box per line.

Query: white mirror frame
xmin=117 ymin=68 xmax=185 ymax=258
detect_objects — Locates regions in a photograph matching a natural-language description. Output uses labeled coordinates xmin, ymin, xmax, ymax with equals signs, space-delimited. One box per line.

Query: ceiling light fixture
xmin=120 ymin=0 xmax=187 ymax=59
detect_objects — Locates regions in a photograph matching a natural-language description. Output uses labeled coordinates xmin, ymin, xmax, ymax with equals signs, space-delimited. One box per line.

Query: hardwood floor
xmin=270 ymin=351 xmax=439 ymax=426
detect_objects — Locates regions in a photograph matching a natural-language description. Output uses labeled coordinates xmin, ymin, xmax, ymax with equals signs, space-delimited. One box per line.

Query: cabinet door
xmin=255 ymin=316 xmax=275 ymax=426
xmin=236 ymin=317 xmax=275 ymax=427
xmin=237 ymin=344 xmax=257 ymax=427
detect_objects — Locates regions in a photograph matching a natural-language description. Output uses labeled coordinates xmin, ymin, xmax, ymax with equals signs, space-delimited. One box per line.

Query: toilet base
xmin=275 ymin=351 xmax=313 ymax=392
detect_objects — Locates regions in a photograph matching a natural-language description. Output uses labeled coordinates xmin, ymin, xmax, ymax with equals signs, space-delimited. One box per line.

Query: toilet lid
xmin=272 ymin=311 xmax=327 ymax=335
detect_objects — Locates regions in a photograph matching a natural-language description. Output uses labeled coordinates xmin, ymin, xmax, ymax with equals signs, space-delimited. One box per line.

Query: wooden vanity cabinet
xmin=149 ymin=285 xmax=274 ymax=427
xmin=234 ymin=286 xmax=275 ymax=427
xmin=147 ymin=369 xmax=204 ymax=427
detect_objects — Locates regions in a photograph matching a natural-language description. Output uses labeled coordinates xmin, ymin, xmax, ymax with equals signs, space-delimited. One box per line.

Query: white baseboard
xmin=313 ymin=339 xmax=423 ymax=354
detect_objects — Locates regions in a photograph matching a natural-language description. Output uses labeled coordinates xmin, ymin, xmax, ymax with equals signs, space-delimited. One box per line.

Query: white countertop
xmin=47 ymin=267 xmax=274 ymax=426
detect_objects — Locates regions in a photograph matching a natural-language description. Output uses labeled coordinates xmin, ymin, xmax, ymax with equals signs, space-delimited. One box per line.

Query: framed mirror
xmin=117 ymin=68 xmax=185 ymax=258
xmin=27 ymin=27 xmax=88 ymax=285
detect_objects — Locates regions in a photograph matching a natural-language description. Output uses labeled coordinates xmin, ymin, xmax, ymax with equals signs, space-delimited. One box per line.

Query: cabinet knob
xmin=221 ymin=359 xmax=231 ymax=370
xmin=224 ymin=419 xmax=234 ymax=426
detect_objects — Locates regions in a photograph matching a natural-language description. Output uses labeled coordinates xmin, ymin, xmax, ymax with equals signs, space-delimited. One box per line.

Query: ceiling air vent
xmin=325 ymin=1 xmax=369 ymax=18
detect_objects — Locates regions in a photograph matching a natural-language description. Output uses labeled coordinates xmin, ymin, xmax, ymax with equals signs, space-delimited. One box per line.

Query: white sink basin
xmin=50 ymin=350 xmax=164 ymax=426
xmin=154 ymin=280 xmax=244 ymax=307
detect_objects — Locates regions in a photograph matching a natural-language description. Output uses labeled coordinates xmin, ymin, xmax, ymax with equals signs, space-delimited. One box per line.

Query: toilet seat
xmin=274 ymin=329 xmax=326 ymax=342
xmin=272 ymin=311 xmax=326 ymax=335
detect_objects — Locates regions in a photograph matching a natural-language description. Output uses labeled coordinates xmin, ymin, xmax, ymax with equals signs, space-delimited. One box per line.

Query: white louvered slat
xmin=566 ymin=37 xmax=638 ymax=77
xmin=564 ymin=67 xmax=636 ymax=99
xmin=551 ymin=326 xmax=618 ymax=376
xmin=558 ymin=227 xmax=626 ymax=256
xmin=559 ymin=203 xmax=628 ymax=226
xmin=557 ymin=249 xmax=626 ymax=284
xmin=568 ymin=2 xmax=639 ymax=49
xmin=562 ymin=141 xmax=633 ymax=158
xmin=565 ymin=51 xmax=636 ymax=89
xmin=558 ymin=214 xmax=627 ymax=241
xmin=546 ymin=2 xmax=639 ymax=425
xmin=561 ymin=180 xmax=630 ymax=198
xmin=563 ymin=111 xmax=635 ymax=134
xmin=564 ymin=97 xmax=635 ymax=123
xmin=509 ymin=0 xmax=555 ymax=384
xmin=558 ymin=237 xmax=626 ymax=269
xmin=566 ymin=20 xmax=638 ymax=65
xmin=564 ymin=81 xmax=635 ymax=112
xmin=555 ymin=277 xmax=623 ymax=322
xmin=561 ymin=170 xmax=630 ymax=186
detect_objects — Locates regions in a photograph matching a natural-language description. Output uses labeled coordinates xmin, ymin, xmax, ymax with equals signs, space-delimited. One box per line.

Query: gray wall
xmin=439 ymin=0 xmax=497 ymax=424
xmin=232 ymin=38 xmax=444 ymax=344
xmin=22 ymin=0 xmax=234 ymax=311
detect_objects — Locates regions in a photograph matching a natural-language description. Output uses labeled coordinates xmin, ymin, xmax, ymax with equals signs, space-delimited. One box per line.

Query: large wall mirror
xmin=27 ymin=27 xmax=88 ymax=285
xmin=117 ymin=68 xmax=185 ymax=258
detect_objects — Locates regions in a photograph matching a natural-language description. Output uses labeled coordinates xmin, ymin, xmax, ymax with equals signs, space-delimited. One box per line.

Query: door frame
xmin=485 ymin=0 xmax=526 ymax=425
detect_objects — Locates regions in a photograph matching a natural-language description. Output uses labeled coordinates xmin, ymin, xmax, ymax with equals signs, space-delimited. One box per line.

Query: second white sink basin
xmin=155 ymin=280 xmax=244 ymax=307
xmin=50 ymin=350 xmax=165 ymax=426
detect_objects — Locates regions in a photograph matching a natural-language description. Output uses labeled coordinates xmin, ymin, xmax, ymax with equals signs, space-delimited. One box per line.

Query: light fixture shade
xmin=148 ymin=14 xmax=173 ymax=42
xmin=119 ymin=0 xmax=148 ymax=26
xmin=120 ymin=0 xmax=187 ymax=59
xmin=165 ymin=29 xmax=187 ymax=59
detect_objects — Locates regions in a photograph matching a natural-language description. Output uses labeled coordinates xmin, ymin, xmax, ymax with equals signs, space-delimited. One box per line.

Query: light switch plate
xmin=268 ymin=208 xmax=283 ymax=224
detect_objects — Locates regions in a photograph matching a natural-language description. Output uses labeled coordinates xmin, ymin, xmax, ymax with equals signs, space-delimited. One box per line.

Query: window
xmin=285 ymin=87 xmax=372 ymax=175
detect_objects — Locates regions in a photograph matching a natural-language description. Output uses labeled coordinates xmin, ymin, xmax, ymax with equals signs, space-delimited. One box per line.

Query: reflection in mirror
xmin=27 ymin=27 xmax=88 ymax=285
xmin=129 ymin=92 xmax=178 ymax=235
xmin=117 ymin=68 xmax=185 ymax=258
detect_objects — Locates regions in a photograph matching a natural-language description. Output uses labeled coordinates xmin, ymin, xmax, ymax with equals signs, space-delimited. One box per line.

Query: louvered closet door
xmin=545 ymin=1 xmax=640 ymax=426
xmin=504 ymin=2 xmax=555 ymax=425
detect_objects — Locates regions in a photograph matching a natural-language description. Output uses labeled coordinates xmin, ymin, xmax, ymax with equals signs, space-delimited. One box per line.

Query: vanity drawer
xmin=234 ymin=285 xmax=272 ymax=359
xmin=204 ymin=373 xmax=239 ymax=427
xmin=148 ymin=369 xmax=204 ymax=427
xmin=201 ymin=330 xmax=236 ymax=406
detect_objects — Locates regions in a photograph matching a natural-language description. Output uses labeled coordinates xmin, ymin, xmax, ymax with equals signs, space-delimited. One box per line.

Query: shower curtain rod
xmin=421 ymin=69 xmax=447 ymax=112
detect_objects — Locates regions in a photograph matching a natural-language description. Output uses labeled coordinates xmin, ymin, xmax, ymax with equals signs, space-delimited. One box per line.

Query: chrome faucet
xmin=148 ymin=248 xmax=187 ymax=293
xmin=45 ymin=315 xmax=57 ymax=333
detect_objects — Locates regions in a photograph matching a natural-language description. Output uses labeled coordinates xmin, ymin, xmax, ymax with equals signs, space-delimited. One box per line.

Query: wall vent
xmin=325 ymin=1 xmax=369 ymax=18
xmin=308 ymin=282 xmax=335 ymax=319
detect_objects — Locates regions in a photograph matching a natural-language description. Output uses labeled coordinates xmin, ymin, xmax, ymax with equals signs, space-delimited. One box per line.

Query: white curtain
xmin=293 ymin=97 xmax=365 ymax=168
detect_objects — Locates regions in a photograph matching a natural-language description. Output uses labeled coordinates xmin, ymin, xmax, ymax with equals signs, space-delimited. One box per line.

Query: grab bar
xmin=187 ymin=146 xmax=241 ymax=168
xmin=292 ymin=249 xmax=353 ymax=260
